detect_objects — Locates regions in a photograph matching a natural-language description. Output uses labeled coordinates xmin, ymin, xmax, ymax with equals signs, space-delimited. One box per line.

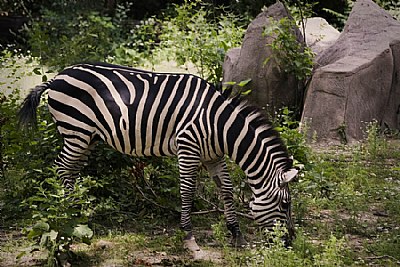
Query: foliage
xmin=274 ymin=107 xmax=310 ymax=168
xmin=112 ymin=17 xmax=161 ymax=66
xmin=158 ymin=0 xmax=245 ymax=82
xmin=264 ymin=17 xmax=314 ymax=83
xmin=209 ymin=223 xmax=348 ymax=267
xmin=0 ymin=0 xmax=108 ymax=16
xmin=363 ymin=119 xmax=387 ymax=161
xmin=246 ymin=226 xmax=310 ymax=267
xmin=27 ymin=9 xmax=122 ymax=71
xmin=0 ymin=0 xmax=32 ymax=16
xmin=21 ymin=169 xmax=96 ymax=266
xmin=25 ymin=0 xmax=245 ymax=82
xmin=283 ymin=0 xmax=317 ymax=45
xmin=0 ymin=91 xmax=60 ymax=216
xmin=0 ymin=51 xmax=62 ymax=218
xmin=113 ymin=0 xmax=246 ymax=83
xmin=321 ymin=0 xmax=353 ymax=30
xmin=283 ymin=0 xmax=316 ymax=21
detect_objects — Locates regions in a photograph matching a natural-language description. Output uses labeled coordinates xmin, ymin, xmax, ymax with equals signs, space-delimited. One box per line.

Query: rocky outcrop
xmin=301 ymin=0 xmax=400 ymax=143
xmin=223 ymin=2 xmax=304 ymax=114
xmin=300 ymin=17 xmax=340 ymax=57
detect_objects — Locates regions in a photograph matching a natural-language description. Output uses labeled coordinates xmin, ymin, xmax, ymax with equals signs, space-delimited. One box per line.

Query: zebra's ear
xmin=280 ymin=168 xmax=298 ymax=188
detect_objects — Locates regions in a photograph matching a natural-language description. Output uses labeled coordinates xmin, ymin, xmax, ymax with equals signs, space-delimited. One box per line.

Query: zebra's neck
xmin=215 ymin=97 xmax=291 ymax=182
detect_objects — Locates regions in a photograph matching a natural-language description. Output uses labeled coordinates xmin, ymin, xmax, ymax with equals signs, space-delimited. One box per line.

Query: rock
xmin=94 ymin=240 xmax=114 ymax=250
xmin=223 ymin=2 xmax=304 ymax=114
xmin=300 ymin=17 xmax=340 ymax=56
xmin=223 ymin=48 xmax=241 ymax=85
xmin=301 ymin=0 xmax=400 ymax=143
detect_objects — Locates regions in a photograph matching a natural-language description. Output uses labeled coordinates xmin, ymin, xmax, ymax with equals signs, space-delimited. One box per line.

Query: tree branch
xmin=135 ymin=184 xmax=169 ymax=210
xmin=195 ymin=194 xmax=254 ymax=219
xmin=365 ymin=255 xmax=400 ymax=263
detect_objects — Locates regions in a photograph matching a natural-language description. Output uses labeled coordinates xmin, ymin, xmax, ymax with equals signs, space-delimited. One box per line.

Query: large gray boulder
xmin=223 ymin=2 xmax=304 ymax=114
xmin=301 ymin=0 xmax=400 ymax=143
xmin=300 ymin=17 xmax=340 ymax=57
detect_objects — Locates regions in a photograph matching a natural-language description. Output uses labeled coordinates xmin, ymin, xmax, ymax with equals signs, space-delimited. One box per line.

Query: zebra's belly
xmin=104 ymin=129 xmax=178 ymax=158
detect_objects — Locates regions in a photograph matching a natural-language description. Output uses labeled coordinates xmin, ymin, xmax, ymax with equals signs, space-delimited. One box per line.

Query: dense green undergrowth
xmin=24 ymin=0 xmax=245 ymax=83
xmin=2 ymin=126 xmax=399 ymax=266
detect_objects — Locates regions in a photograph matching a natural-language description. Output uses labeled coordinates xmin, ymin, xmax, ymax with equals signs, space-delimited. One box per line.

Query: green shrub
xmin=21 ymin=169 xmax=96 ymax=266
xmin=26 ymin=0 xmax=245 ymax=81
xmin=274 ymin=107 xmax=311 ymax=168
xmin=157 ymin=0 xmax=245 ymax=82
xmin=264 ymin=17 xmax=314 ymax=83
xmin=0 ymin=85 xmax=62 ymax=220
xmin=26 ymin=2 xmax=132 ymax=70
xmin=28 ymin=11 xmax=119 ymax=70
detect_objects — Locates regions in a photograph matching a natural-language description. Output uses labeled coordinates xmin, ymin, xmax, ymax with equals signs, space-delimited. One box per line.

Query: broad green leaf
xmin=33 ymin=221 xmax=50 ymax=232
xmin=32 ymin=67 xmax=41 ymax=75
xmin=49 ymin=230 xmax=58 ymax=242
xmin=72 ymin=224 xmax=93 ymax=239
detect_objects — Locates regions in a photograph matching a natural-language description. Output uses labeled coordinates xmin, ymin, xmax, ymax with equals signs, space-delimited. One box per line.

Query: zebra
xmin=19 ymin=62 xmax=298 ymax=252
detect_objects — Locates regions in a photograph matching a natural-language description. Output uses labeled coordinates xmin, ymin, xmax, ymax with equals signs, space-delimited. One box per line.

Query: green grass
xmin=1 ymin=138 xmax=399 ymax=266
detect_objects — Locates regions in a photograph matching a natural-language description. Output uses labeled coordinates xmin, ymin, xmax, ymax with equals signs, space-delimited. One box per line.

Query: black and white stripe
xmin=19 ymin=62 xmax=298 ymax=245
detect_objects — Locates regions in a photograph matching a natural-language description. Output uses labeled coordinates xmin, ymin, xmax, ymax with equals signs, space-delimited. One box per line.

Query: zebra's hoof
xmin=183 ymin=236 xmax=201 ymax=252
xmin=231 ymin=234 xmax=248 ymax=248
xmin=184 ymin=237 xmax=207 ymax=260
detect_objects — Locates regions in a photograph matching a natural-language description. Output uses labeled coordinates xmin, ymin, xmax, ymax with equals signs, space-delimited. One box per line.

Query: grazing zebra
xmin=19 ymin=62 xmax=298 ymax=252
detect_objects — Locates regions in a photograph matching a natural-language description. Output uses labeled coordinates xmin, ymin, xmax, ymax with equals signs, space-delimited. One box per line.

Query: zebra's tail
xmin=18 ymin=81 xmax=52 ymax=128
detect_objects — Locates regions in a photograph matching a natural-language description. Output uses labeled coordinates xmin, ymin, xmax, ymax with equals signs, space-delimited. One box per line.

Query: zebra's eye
xmin=281 ymin=200 xmax=290 ymax=211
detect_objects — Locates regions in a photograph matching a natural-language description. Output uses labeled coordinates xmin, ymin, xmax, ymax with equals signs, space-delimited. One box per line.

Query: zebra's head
xmin=249 ymin=168 xmax=298 ymax=241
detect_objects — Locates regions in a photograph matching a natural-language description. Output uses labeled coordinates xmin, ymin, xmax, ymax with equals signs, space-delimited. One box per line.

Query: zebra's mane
xmin=223 ymin=92 xmax=293 ymax=171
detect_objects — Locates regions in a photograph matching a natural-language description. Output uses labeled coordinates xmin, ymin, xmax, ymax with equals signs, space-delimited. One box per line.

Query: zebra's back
xmin=47 ymin=63 xmax=214 ymax=157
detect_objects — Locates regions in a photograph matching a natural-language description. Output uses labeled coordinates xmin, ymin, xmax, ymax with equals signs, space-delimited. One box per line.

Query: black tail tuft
xmin=18 ymin=82 xmax=51 ymax=128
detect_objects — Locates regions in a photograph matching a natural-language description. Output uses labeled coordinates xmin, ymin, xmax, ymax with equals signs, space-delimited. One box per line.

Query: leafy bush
xmin=112 ymin=17 xmax=161 ymax=66
xmin=0 ymin=58 xmax=62 ymax=218
xmin=0 ymin=0 xmax=32 ymax=15
xmin=26 ymin=0 xmax=245 ymax=82
xmin=21 ymin=170 xmax=96 ymax=266
xmin=274 ymin=107 xmax=311 ymax=168
xmin=264 ymin=17 xmax=314 ymax=83
xmin=26 ymin=2 xmax=133 ymax=70
xmin=212 ymin=223 xmax=348 ymax=267
xmin=158 ymin=0 xmax=245 ymax=82
xmin=27 ymin=11 xmax=119 ymax=70
xmin=113 ymin=0 xmax=246 ymax=83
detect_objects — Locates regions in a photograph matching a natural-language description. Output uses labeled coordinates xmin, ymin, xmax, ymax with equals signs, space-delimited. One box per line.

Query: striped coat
xmin=19 ymin=63 xmax=298 ymax=249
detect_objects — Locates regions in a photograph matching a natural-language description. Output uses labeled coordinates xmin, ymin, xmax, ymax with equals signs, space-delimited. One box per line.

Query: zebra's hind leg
xmin=204 ymin=158 xmax=247 ymax=248
xmin=55 ymin=136 xmax=98 ymax=191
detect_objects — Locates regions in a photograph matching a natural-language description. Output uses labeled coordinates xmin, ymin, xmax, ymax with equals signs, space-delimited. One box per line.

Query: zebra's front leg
xmin=177 ymin=152 xmax=205 ymax=257
xmin=180 ymin=173 xmax=203 ymax=255
xmin=204 ymin=159 xmax=247 ymax=247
